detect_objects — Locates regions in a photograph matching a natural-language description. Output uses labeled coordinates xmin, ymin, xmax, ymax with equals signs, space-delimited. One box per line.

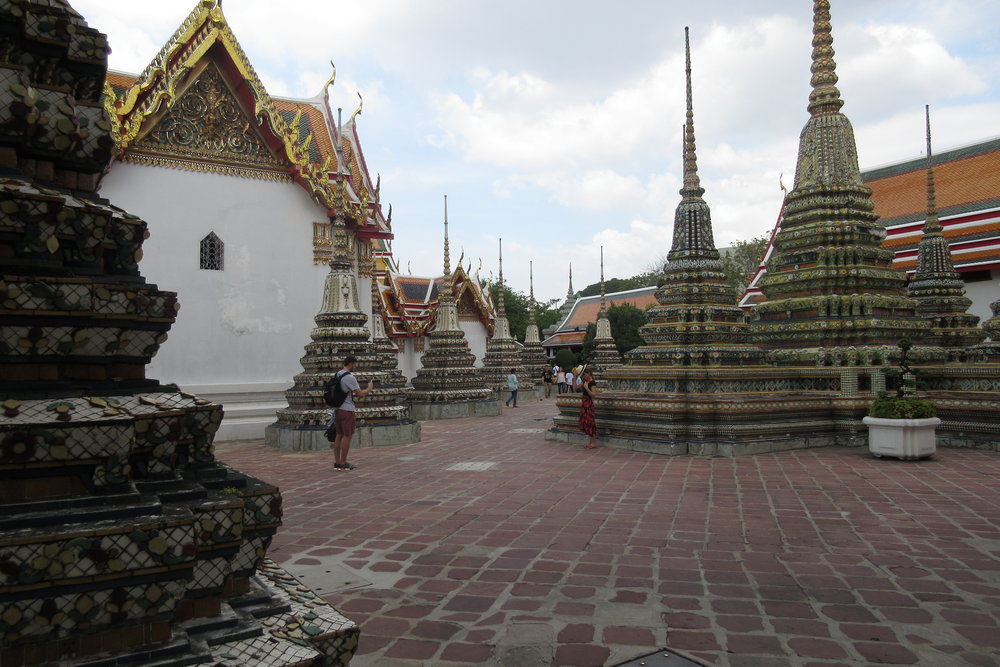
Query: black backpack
xmin=323 ymin=371 xmax=351 ymax=408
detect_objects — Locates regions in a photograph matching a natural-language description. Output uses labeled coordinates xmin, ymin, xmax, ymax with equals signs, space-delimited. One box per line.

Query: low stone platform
xmin=216 ymin=397 xmax=1000 ymax=666
xmin=265 ymin=420 xmax=422 ymax=451
xmin=408 ymin=397 xmax=501 ymax=421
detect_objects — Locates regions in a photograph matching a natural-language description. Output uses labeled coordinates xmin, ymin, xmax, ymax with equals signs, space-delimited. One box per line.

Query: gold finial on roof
xmin=350 ymin=91 xmax=363 ymax=123
xmin=807 ymin=0 xmax=844 ymax=115
xmin=387 ymin=203 xmax=392 ymax=224
xmin=779 ymin=172 xmax=788 ymax=194
xmin=323 ymin=61 xmax=336 ymax=97
xmin=924 ymin=104 xmax=941 ymax=234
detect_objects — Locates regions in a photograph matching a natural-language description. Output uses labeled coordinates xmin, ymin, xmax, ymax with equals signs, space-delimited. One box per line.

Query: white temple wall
xmin=462 ymin=321 xmax=487 ymax=367
xmin=99 ymin=164 xmax=330 ymax=440
xmin=964 ymin=270 xmax=999 ymax=324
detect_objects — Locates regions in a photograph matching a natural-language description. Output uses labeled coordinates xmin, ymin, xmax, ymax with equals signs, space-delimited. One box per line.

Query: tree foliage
xmin=719 ymin=235 xmax=769 ymax=297
xmin=577 ymin=272 xmax=661 ymax=298
xmin=554 ymin=348 xmax=577 ymax=370
xmin=489 ymin=285 xmax=562 ymax=343
xmin=580 ymin=303 xmax=649 ymax=360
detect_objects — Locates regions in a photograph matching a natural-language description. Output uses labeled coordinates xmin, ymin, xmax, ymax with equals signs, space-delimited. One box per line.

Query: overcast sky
xmin=76 ymin=0 xmax=1000 ymax=304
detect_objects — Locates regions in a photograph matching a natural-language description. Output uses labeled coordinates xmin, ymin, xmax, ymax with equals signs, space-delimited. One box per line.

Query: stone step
xmin=70 ymin=636 xmax=208 ymax=667
xmin=0 ymin=491 xmax=161 ymax=530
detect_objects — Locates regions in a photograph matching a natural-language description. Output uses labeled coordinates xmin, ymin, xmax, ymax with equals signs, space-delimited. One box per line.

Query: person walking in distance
xmin=505 ymin=368 xmax=519 ymax=408
xmin=542 ymin=366 xmax=553 ymax=398
xmin=329 ymin=355 xmax=373 ymax=471
xmin=556 ymin=366 xmax=566 ymax=394
xmin=564 ymin=368 xmax=575 ymax=395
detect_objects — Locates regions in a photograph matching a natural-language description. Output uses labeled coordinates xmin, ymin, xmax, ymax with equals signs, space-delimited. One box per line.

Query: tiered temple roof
xmin=542 ymin=286 xmax=659 ymax=352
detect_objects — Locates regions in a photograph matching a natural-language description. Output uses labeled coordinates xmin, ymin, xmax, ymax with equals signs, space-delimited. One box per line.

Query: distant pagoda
xmin=542 ymin=264 xmax=577 ymax=339
xmin=907 ymin=106 xmax=984 ymax=356
xmin=588 ymin=246 xmax=623 ymax=382
xmin=752 ymin=0 xmax=942 ymax=366
xmin=408 ymin=197 xmax=499 ymax=420
xmin=627 ymin=27 xmax=760 ymax=368
xmin=266 ymin=218 xmax=418 ymax=449
xmin=520 ymin=261 xmax=550 ymax=380
xmin=479 ymin=239 xmax=536 ymax=400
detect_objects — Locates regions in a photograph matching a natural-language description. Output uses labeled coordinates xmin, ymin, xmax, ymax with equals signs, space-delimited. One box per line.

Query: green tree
xmin=578 ymin=271 xmax=661 ymax=298
xmin=719 ymin=235 xmax=769 ymax=297
xmin=580 ymin=303 xmax=649 ymax=360
xmin=489 ymin=286 xmax=563 ymax=343
xmin=554 ymin=348 xmax=577 ymax=370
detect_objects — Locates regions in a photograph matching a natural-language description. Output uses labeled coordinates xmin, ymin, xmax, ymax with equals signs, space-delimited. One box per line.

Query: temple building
xmin=0 ymin=1 xmax=356 ymax=664
xmin=542 ymin=286 xmax=659 ymax=358
xmin=97 ymin=1 xmax=496 ymax=440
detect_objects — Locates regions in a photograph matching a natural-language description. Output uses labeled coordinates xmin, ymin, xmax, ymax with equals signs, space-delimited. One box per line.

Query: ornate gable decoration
xmin=103 ymin=1 xmax=349 ymax=213
xmin=130 ymin=62 xmax=289 ymax=179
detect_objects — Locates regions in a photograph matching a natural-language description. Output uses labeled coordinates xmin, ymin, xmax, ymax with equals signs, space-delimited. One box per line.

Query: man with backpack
xmin=324 ymin=355 xmax=373 ymax=471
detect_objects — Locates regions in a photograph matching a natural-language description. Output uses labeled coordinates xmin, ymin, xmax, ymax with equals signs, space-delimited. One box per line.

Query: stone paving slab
xmin=216 ymin=400 xmax=1000 ymax=666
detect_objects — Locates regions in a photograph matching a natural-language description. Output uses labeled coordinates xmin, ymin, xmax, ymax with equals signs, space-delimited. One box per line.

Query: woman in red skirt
xmin=578 ymin=368 xmax=598 ymax=449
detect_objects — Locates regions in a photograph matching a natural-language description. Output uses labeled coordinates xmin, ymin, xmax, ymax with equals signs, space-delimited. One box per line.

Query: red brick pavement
xmin=217 ymin=398 xmax=1000 ymax=666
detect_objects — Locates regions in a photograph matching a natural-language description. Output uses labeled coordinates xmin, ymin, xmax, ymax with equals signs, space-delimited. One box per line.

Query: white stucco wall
xmin=100 ymin=164 xmax=331 ymax=437
xmin=964 ymin=270 xmax=999 ymax=324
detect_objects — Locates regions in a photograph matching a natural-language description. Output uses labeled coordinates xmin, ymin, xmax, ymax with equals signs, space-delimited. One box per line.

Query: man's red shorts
xmin=334 ymin=409 xmax=356 ymax=437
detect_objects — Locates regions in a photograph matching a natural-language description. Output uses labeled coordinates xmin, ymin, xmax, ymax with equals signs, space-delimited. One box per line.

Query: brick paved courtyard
xmin=217 ymin=398 xmax=1000 ymax=666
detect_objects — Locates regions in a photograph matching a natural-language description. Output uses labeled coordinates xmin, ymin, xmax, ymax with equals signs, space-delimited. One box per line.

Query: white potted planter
xmin=863 ymin=415 xmax=940 ymax=460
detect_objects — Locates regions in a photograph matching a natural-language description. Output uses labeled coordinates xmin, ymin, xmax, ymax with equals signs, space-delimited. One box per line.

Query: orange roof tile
xmin=865 ymin=144 xmax=1000 ymax=223
xmin=564 ymin=292 xmax=658 ymax=329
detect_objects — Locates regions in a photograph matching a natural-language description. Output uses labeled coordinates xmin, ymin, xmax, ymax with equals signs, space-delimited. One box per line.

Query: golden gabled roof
xmin=102 ymin=0 xmax=373 ymax=225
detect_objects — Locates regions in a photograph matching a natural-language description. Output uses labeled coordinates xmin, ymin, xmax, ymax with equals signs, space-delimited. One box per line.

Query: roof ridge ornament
xmin=323 ymin=61 xmax=336 ymax=98
xmin=807 ymin=0 xmax=844 ymax=115
xmin=350 ymin=91 xmax=363 ymax=123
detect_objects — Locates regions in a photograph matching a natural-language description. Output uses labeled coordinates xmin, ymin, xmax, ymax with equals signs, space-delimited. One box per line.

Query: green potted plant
xmin=863 ymin=339 xmax=939 ymax=459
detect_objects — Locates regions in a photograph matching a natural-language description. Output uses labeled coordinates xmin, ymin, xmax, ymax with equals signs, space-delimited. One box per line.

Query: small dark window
xmin=200 ymin=232 xmax=224 ymax=270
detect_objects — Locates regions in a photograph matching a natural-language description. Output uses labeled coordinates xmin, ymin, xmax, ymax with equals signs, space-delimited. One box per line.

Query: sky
xmin=75 ymin=0 xmax=1000 ymax=305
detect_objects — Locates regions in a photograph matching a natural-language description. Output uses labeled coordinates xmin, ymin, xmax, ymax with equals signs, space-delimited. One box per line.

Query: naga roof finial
xmin=681 ymin=26 xmax=704 ymax=198
xmin=924 ymin=104 xmax=942 ymax=234
xmin=323 ymin=61 xmax=336 ymax=97
xmin=350 ymin=91 xmax=363 ymax=123
xmin=807 ymin=0 xmax=844 ymax=115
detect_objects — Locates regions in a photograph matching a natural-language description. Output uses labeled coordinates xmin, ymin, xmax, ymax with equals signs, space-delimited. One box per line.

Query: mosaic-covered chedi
xmin=907 ymin=106 xmax=984 ymax=356
xmin=588 ymin=247 xmax=623 ymax=383
xmin=408 ymin=197 xmax=499 ymax=420
xmin=550 ymin=1 xmax=999 ymax=454
xmin=0 ymin=1 xmax=357 ymax=665
xmin=518 ymin=261 xmax=550 ymax=381
xmin=479 ymin=239 xmax=535 ymax=401
xmin=265 ymin=216 xmax=418 ymax=450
